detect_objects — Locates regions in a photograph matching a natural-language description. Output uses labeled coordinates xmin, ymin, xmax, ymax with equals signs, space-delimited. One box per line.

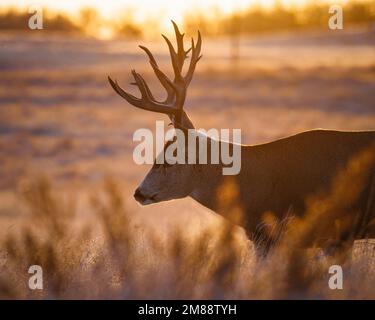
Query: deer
xmin=108 ymin=21 xmax=375 ymax=255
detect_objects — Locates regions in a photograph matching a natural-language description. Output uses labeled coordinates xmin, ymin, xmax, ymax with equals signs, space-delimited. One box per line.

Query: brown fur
xmin=188 ymin=129 xmax=375 ymax=248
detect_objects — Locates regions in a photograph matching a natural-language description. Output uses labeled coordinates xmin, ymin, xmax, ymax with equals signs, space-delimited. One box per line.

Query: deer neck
xmin=189 ymin=163 xmax=225 ymax=214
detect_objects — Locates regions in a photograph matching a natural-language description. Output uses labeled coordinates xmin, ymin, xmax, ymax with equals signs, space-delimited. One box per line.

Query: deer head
xmin=108 ymin=21 xmax=203 ymax=205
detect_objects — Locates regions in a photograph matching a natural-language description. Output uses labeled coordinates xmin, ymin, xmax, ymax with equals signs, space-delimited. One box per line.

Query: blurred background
xmin=0 ymin=0 xmax=374 ymax=236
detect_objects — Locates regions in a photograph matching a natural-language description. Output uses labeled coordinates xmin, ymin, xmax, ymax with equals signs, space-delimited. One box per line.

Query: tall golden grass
xmin=0 ymin=143 xmax=374 ymax=299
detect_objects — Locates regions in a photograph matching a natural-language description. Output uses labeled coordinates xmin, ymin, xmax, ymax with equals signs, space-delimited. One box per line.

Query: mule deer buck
xmin=109 ymin=21 xmax=375 ymax=254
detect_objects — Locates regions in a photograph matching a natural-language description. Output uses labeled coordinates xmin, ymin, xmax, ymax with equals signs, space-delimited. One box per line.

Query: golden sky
xmin=1 ymin=0 xmax=349 ymax=38
xmin=1 ymin=0 xmax=293 ymax=17
xmin=0 ymin=0 xmax=348 ymax=23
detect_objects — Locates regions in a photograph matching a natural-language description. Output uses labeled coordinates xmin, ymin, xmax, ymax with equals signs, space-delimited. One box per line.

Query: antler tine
xmin=108 ymin=21 xmax=202 ymax=125
xmin=171 ymin=20 xmax=188 ymax=71
xmin=185 ymin=30 xmax=202 ymax=86
xmin=108 ymin=76 xmax=144 ymax=108
xmin=132 ymin=70 xmax=181 ymax=114
xmin=162 ymin=34 xmax=183 ymax=81
xmin=162 ymin=21 xmax=192 ymax=81
xmin=139 ymin=45 xmax=175 ymax=104
xmin=108 ymin=76 xmax=178 ymax=115
xmin=138 ymin=45 xmax=158 ymax=66
xmin=131 ymin=70 xmax=156 ymax=101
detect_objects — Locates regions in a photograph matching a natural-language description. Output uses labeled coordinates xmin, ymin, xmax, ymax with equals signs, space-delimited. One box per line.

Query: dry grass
xmin=0 ymin=143 xmax=374 ymax=299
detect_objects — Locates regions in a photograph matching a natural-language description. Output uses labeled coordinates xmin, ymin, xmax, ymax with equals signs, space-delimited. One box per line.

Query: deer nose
xmin=134 ymin=188 xmax=146 ymax=202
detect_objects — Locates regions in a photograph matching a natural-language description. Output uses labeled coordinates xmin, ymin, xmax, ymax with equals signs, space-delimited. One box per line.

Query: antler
xmin=108 ymin=20 xmax=202 ymax=126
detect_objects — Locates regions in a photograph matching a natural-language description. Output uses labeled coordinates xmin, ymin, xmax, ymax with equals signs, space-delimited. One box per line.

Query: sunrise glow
xmin=0 ymin=0 xmax=348 ymax=22
xmin=0 ymin=0 xmax=354 ymax=38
